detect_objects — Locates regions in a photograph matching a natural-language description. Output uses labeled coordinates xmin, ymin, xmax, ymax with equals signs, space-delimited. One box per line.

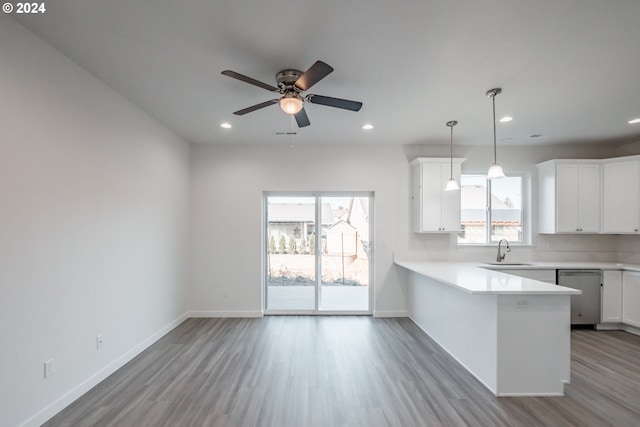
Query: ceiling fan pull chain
xmin=290 ymin=114 xmax=295 ymax=147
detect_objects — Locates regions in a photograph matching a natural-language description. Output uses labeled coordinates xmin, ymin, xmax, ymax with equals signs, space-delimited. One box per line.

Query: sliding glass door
xmin=264 ymin=193 xmax=372 ymax=314
xmin=265 ymin=196 xmax=317 ymax=311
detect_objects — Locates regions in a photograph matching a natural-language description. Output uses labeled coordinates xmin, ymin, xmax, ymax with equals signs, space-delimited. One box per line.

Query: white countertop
xmin=477 ymin=261 xmax=640 ymax=272
xmin=394 ymin=253 xmax=640 ymax=295
xmin=394 ymin=259 xmax=582 ymax=295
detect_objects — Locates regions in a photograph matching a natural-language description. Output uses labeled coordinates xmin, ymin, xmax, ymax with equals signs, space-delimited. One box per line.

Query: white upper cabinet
xmin=603 ymin=158 xmax=640 ymax=234
xmin=536 ymin=160 xmax=601 ymax=233
xmin=411 ymin=158 xmax=465 ymax=233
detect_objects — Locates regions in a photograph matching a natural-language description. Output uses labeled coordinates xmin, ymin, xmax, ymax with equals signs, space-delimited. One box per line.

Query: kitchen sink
xmin=482 ymin=262 xmax=533 ymax=266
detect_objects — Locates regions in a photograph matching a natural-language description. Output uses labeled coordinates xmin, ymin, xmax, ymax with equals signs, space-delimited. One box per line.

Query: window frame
xmin=457 ymin=171 xmax=531 ymax=246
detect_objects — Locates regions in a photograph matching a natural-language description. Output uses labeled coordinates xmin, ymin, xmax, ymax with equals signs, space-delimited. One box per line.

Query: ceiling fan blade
xmin=294 ymin=61 xmax=334 ymax=91
xmin=233 ymin=99 xmax=279 ymax=115
xmin=221 ymin=70 xmax=279 ymax=92
xmin=294 ymin=108 xmax=311 ymax=127
xmin=308 ymin=95 xmax=363 ymax=111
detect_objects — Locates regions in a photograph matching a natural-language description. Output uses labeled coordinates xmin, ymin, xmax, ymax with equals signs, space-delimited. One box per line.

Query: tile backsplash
xmin=408 ymin=232 xmax=635 ymax=263
xmin=617 ymin=235 xmax=640 ymax=264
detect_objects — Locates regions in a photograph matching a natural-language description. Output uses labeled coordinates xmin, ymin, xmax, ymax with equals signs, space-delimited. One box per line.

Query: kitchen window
xmin=458 ymin=173 xmax=530 ymax=245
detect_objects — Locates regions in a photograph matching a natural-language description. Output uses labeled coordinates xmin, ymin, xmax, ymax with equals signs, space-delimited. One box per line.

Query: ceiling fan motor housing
xmin=276 ymin=69 xmax=303 ymax=90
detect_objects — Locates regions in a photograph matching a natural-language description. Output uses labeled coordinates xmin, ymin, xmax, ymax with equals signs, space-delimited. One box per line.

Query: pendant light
xmin=486 ymin=88 xmax=505 ymax=179
xmin=444 ymin=120 xmax=460 ymax=191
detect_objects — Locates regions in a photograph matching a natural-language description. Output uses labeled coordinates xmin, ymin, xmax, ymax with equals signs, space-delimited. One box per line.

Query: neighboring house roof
xmin=461 ymin=209 xmax=522 ymax=222
xmin=334 ymin=208 xmax=349 ymax=221
xmin=327 ymin=220 xmax=357 ymax=232
xmin=460 ymin=185 xmax=521 ymax=223
xmin=268 ymin=203 xmax=334 ymax=225
xmin=461 ymin=185 xmax=511 ymax=209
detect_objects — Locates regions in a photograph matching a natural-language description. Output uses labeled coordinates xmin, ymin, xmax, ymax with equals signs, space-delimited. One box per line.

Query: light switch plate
xmin=96 ymin=334 xmax=104 ymax=350
xmin=44 ymin=359 xmax=54 ymax=378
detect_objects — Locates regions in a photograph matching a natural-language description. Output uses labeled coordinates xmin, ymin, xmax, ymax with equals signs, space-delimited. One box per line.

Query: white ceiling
xmin=14 ymin=0 xmax=640 ymax=146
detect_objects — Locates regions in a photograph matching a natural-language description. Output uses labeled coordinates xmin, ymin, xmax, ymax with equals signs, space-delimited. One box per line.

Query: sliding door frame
xmin=263 ymin=191 xmax=374 ymax=315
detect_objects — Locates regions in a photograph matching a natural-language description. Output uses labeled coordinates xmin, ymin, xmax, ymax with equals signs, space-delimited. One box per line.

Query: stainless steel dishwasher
xmin=557 ymin=270 xmax=601 ymax=326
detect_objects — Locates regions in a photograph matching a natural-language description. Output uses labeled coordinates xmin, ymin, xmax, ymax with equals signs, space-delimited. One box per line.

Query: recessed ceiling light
xmin=220 ymin=122 xmax=232 ymax=129
xmin=362 ymin=124 xmax=374 ymax=130
xmin=629 ymin=118 xmax=640 ymax=124
xmin=499 ymin=116 xmax=513 ymax=123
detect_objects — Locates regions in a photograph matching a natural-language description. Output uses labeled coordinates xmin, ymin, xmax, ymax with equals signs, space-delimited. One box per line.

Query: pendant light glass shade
xmin=444 ymin=120 xmax=460 ymax=191
xmin=279 ymin=93 xmax=303 ymax=115
xmin=486 ymin=88 xmax=505 ymax=180
xmin=445 ymin=177 xmax=460 ymax=191
xmin=487 ymin=163 xmax=505 ymax=179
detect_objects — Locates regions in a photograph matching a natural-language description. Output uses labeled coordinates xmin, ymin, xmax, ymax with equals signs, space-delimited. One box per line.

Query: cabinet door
xmin=622 ymin=271 xmax=640 ymax=328
xmin=603 ymin=161 xmax=640 ymax=233
xmin=420 ymin=162 xmax=443 ymax=231
xmin=440 ymin=162 xmax=461 ymax=232
xmin=556 ymin=164 xmax=580 ymax=232
xmin=577 ymin=164 xmax=601 ymax=232
xmin=602 ymin=270 xmax=622 ymax=323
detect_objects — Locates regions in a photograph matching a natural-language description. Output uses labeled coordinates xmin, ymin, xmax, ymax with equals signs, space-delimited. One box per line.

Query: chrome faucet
xmin=496 ymin=239 xmax=511 ymax=262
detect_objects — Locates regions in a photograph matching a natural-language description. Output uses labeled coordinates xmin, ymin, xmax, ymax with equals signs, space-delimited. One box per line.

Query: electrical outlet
xmin=44 ymin=359 xmax=55 ymax=378
xmin=96 ymin=334 xmax=104 ymax=350
xmin=223 ymin=289 xmax=229 ymax=299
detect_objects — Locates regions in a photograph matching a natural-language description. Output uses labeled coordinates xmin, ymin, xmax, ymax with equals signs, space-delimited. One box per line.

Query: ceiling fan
xmin=221 ymin=60 xmax=363 ymax=128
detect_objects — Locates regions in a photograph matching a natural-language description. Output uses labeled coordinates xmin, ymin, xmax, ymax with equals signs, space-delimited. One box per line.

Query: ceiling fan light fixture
xmin=279 ymin=93 xmax=303 ymax=115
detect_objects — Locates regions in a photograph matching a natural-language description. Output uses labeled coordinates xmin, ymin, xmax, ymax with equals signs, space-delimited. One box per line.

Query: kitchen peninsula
xmin=394 ymin=256 xmax=581 ymax=397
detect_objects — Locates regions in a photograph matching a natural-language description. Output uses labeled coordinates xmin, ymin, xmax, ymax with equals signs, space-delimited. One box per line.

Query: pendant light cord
xmin=445 ymin=120 xmax=458 ymax=180
xmin=492 ymin=93 xmax=497 ymax=164
xmin=450 ymin=125 xmax=454 ymax=178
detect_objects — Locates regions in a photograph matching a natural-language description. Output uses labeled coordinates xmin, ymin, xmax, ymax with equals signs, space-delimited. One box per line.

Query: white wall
xmin=189 ymin=143 xmax=411 ymax=317
xmin=0 ymin=16 xmax=190 ymax=427
xmin=188 ymin=140 xmax=640 ymax=320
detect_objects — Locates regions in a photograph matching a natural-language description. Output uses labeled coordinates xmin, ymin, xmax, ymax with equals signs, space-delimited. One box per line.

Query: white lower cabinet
xmin=601 ymin=270 xmax=622 ymax=323
xmin=492 ymin=269 xmax=556 ymax=283
xmin=622 ymin=271 xmax=640 ymax=328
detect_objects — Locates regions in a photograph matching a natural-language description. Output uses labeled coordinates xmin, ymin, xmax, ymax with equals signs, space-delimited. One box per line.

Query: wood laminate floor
xmin=42 ymin=317 xmax=640 ymax=427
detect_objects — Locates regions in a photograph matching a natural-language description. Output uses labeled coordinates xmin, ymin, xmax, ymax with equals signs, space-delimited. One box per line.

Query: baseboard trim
xmin=623 ymin=324 xmax=640 ymax=336
xmin=596 ymin=322 xmax=640 ymax=336
xmin=596 ymin=322 xmax=623 ymax=331
xmin=21 ymin=312 xmax=189 ymax=427
xmin=188 ymin=310 xmax=264 ymax=318
xmin=373 ymin=310 xmax=409 ymax=318
xmin=496 ymin=391 xmax=565 ymax=397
